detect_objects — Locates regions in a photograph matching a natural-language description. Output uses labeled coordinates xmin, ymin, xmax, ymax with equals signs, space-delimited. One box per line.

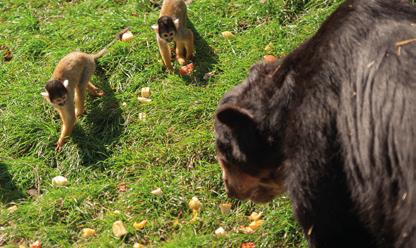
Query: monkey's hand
xmin=55 ymin=140 xmax=65 ymax=152
xmin=95 ymin=89 xmax=105 ymax=97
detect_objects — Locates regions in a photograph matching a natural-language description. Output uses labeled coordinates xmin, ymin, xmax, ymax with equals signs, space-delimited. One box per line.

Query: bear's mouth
xmin=248 ymin=186 xmax=282 ymax=203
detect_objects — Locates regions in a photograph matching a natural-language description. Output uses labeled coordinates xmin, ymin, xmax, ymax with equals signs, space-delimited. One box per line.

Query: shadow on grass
xmin=0 ymin=162 xmax=24 ymax=204
xmin=70 ymin=67 xmax=124 ymax=167
xmin=181 ymin=20 xmax=219 ymax=86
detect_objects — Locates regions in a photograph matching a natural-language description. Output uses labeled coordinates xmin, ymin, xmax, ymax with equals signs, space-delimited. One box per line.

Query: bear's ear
xmin=216 ymin=104 xmax=254 ymax=130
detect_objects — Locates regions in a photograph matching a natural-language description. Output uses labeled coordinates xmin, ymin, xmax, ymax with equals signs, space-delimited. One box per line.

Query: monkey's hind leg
xmin=176 ymin=41 xmax=186 ymax=65
xmin=74 ymin=85 xmax=86 ymax=117
xmin=184 ymin=29 xmax=194 ymax=61
xmin=87 ymin=82 xmax=105 ymax=97
xmin=157 ymin=37 xmax=173 ymax=71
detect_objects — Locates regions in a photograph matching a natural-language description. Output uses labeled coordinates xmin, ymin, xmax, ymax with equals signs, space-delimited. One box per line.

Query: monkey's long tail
xmin=92 ymin=39 xmax=117 ymax=60
xmin=92 ymin=28 xmax=130 ymax=60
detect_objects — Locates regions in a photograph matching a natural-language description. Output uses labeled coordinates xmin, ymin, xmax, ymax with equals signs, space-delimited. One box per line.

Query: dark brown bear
xmin=215 ymin=0 xmax=416 ymax=247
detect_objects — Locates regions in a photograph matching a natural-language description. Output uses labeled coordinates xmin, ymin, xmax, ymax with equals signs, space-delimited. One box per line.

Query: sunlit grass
xmin=0 ymin=0 xmax=343 ymax=246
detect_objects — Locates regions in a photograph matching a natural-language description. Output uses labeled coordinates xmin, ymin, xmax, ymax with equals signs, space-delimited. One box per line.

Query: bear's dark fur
xmin=215 ymin=0 xmax=416 ymax=247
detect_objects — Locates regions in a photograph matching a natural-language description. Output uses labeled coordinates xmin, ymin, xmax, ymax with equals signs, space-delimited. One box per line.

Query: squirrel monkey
xmin=41 ymin=29 xmax=129 ymax=151
xmin=152 ymin=0 xmax=194 ymax=71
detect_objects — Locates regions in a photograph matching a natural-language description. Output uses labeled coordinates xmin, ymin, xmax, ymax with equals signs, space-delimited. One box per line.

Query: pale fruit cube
xmin=51 ymin=176 xmax=68 ymax=186
xmin=81 ymin=228 xmax=96 ymax=238
xmin=137 ymin=97 xmax=152 ymax=103
xmin=121 ymin=31 xmax=134 ymax=42
xmin=214 ymin=227 xmax=226 ymax=237
xmin=112 ymin=220 xmax=128 ymax=238
xmin=7 ymin=205 xmax=18 ymax=213
xmin=222 ymin=31 xmax=235 ymax=39
xmin=141 ymin=87 xmax=151 ymax=98
xmin=151 ymin=188 xmax=163 ymax=196
xmin=188 ymin=196 xmax=202 ymax=212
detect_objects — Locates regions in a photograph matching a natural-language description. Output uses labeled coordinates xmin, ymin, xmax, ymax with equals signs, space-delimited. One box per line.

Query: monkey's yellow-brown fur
xmin=153 ymin=0 xmax=194 ymax=71
xmin=50 ymin=52 xmax=104 ymax=150
xmin=42 ymin=29 xmax=129 ymax=151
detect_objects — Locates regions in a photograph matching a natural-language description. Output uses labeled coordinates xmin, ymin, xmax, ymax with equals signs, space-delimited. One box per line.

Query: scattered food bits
xmin=137 ymin=96 xmax=152 ymax=103
xmin=241 ymin=242 xmax=256 ymax=248
xmin=122 ymin=102 xmax=127 ymax=106
xmin=190 ymin=209 xmax=200 ymax=223
xmin=222 ymin=31 xmax=235 ymax=39
xmin=140 ymin=87 xmax=151 ymax=98
xmin=133 ymin=220 xmax=147 ymax=230
xmin=30 ymin=240 xmax=41 ymax=248
xmin=214 ymin=227 xmax=226 ymax=237
xmin=248 ymin=220 xmax=264 ymax=230
xmin=188 ymin=196 xmax=202 ymax=212
xmin=7 ymin=205 xmax=18 ymax=213
xmin=151 ymin=187 xmax=163 ymax=196
xmin=133 ymin=243 xmax=145 ymax=248
xmin=263 ymin=55 xmax=277 ymax=63
xmin=113 ymin=210 xmax=121 ymax=215
xmin=121 ymin=31 xmax=134 ymax=42
xmin=239 ymin=226 xmax=255 ymax=234
xmin=219 ymin=203 xmax=232 ymax=214
xmin=51 ymin=176 xmax=68 ymax=187
xmin=248 ymin=212 xmax=262 ymax=221
xmin=138 ymin=112 xmax=147 ymax=121
xmin=117 ymin=182 xmax=128 ymax=193
xmin=81 ymin=228 xmax=96 ymax=238
xmin=179 ymin=63 xmax=194 ymax=76
xmin=112 ymin=220 xmax=128 ymax=238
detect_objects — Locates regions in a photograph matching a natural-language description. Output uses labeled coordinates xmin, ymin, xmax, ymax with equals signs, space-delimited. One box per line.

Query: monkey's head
xmin=215 ymin=60 xmax=288 ymax=203
xmin=152 ymin=16 xmax=179 ymax=43
xmin=41 ymin=79 xmax=69 ymax=107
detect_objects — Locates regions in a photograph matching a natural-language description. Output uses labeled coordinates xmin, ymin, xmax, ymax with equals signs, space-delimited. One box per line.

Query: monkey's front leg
xmin=157 ymin=37 xmax=173 ymax=71
xmin=176 ymin=41 xmax=186 ymax=65
xmin=87 ymin=82 xmax=105 ymax=97
xmin=56 ymin=106 xmax=76 ymax=151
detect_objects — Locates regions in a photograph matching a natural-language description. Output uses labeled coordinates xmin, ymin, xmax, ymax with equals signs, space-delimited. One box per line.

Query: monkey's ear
xmin=151 ymin=24 xmax=158 ymax=32
xmin=216 ymin=104 xmax=255 ymax=130
xmin=173 ymin=19 xmax=180 ymax=29
xmin=63 ymin=79 xmax=69 ymax=88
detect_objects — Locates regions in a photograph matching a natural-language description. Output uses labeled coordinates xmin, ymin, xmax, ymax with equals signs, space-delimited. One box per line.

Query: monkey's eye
xmin=163 ymin=33 xmax=169 ymax=38
xmin=169 ymin=32 xmax=174 ymax=36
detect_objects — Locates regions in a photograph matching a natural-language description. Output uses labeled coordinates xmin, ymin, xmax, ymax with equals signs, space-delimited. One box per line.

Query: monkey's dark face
xmin=43 ymin=80 xmax=68 ymax=107
xmin=157 ymin=16 xmax=177 ymax=43
xmin=53 ymin=95 xmax=67 ymax=106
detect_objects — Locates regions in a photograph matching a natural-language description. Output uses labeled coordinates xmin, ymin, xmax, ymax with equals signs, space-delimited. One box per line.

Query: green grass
xmin=0 ymin=0 xmax=344 ymax=247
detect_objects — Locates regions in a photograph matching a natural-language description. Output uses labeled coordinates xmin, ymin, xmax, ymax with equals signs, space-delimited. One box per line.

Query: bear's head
xmin=215 ymin=58 xmax=292 ymax=203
